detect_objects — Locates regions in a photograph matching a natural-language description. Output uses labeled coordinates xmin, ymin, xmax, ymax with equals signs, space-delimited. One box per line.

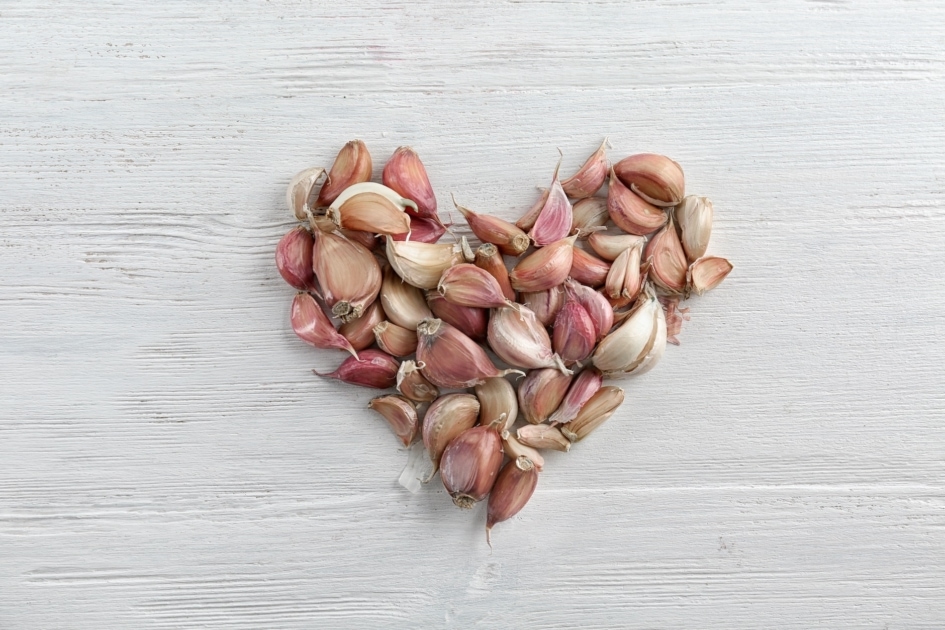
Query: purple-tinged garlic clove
xmin=314 ymin=349 xmax=399 ymax=389
xmin=368 ymin=395 xmax=420 ymax=447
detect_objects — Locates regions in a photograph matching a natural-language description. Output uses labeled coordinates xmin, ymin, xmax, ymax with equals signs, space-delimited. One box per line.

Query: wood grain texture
xmin=2 ymin=0 xmax=945 ymax=627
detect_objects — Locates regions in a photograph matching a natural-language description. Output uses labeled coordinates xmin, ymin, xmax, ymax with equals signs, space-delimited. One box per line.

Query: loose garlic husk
xmin=314 ymin=349 xmax=399 ymax=389
xmin=570 ymin=197 xmax=610 ymax=236
xmin=674 ymin=196 xmax=713 ymax=262
xmin=373 ymin=321 xmax=419 ymax=357
xmin=548 ymin=367 xmax=603 ymax=425
xmin=516 ymin=424 xmax=572 ymax=452
xmin=386 ymin=237 xmax=466 ymax=290
xmin=501 ymin=430 xmax=544 ymax=472
xmin=475 ymin=243 xmax=515 ymax=302
xmin=396 ymin=360 xmax=440 ymax=403
xmin=286 ymin=166 xmax=326 ymax=222
xmin=422 ymin=393 xmax=480 ymax=473
xmin=529 ymin=158 xmax=573 ymax=246
xmin=645 ymin=217 xmax=688 ymax=294
xmin=517 ymin=368 xmax=573 ymax=424
xmin=688 ymin=256 xmax=733 ymax=295
xmin=613 ymin=153 xmax=685 ymax=208
xmin=592 ymin=285 xmax=666 ymax=378
xmin=486 ymin=457 xmax=538 ymax=546
xmin=561 ymin=138 xmax=609 ymax=199
xmin=509 ymin=235 xmax=577 ymax=293
xmin=440 ymin=425 xmax=504 ymax=508
xmin=454 ymin=196 xmax=530 ymax=257
xmin=569 ymin=246 xmax=611 ymax=288
xmin=368 ymin=395 xmax=419 ymax=447
xmin=487 ymin=305 xmax=570 ymax=374
xmin=338 ymin=299 xmax=385 ymax=351
xmin=438 ymin=263 xmax=517 ymax=310
xmin=276 ymin=227 xmax=316 ymax=291
xmin=563 ymin=278 xmax=613 ymax=341
xmin=291 ymin=292 xmax=359 ymax=359
xmin=560 ymin=386 xmax=624 ymax=443
xmin=382 ymin=146 xmax=442 ymax=224
xmin=380 ymin=264 xmax=433 ymax=330
xmin=605 ymin=241 xmax=645 ymax=303
xmin=587 ymin=232 xmax=647 ymax=262
xmin=475 ymin=377 xmax=518 ymax=433
xmin=316 ymin=140 xmax=373 ymax=207
xmin=607 ymin=169 xmax=667 ymax=235
xmin=416 ymin=318 xmax=523 ymax=389
xmin=312 ymin=229 xmax=382 ymax=322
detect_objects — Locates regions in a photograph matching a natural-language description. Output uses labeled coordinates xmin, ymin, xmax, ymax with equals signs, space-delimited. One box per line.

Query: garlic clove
xmin=520 ymin=285 xmax=565 ymax=327
xmin=386 ymin=238 xmax=465 ymax=290
xmin=340 ymin=229 xmax=379 ymax=251
xmin=571 ymin=197 xmax=610 ymax=237
xmin=328 ymin=181 xmax=418 ymax=216
xmin=569 ymin=246 xmax=611 ymax=288
xmin=516 ymin=424 xmax=571 ymax=452
xmin=607 ymin=169 xmax=668 ymax=235
xmin=561 ymin=138 xmax=610 ymax=199
xmin=276 ymin=226 xmax=316 ymax=291
xmin=587 ymin=232 xmax=647 ymax=262
xmin=290 ymin=292 xmax=359 ymax=358
xmin=518 ymin=368 xmax=573 ymax=424
xmin=286 ymin=166 xmax=326 ymax=222
xmin=613 ymin=153 xmax=685 ymax=208
xmin=563 ymin=278 xmax=613 ymax=341
xmin=626 ymin=304 xmax=667 ymax=378
xmin=382 ymin=146 xmax=441 ymax=223
xmin=454 ymin=196 xmax=530 ymax=257
xmin=422 ymin=393 xmax=480 ymax=472
xmin=316 ymin=140 xmax=373 ymax=207
xmin=438 ymin=263 xmax=516 ymax=310
xmin=486 ymin=457 xmax=539 ymax=546
xmin=416 ymin=318 xmax=522 ymax=389
xmin=339 ymin=299 xmax=385 ymax=351
xmin=553 ymin=296 xmax=597 ymax=366
xmin=548 ymin=367 xmax=603 ymax=425
xmin=474 ymin=243 xmax=516 ymax=302
xmin=389 ymin=215 xmax=447 ymax=244
xmin=645 ymin=217 xmax=688 ymax=294
xmin=674 ymin=196 xmax=713 ymax=262
xmin=487 ymin=305 xmax=570 ymax=374
xmin=368 ymin=395 xmax=419 ymax=447
xmin=592 ymin=285 xmax=666 ymax=378
xmin=515 ymin=188 xmax=549 ymax=232
xmin=560 ymin=386 xmax=624 ymax=443
xmin=396 ymin=360 xmax=440 ymax=403
xmin=380 ymin=264 xmax=432 ymax=330
xmin=509 ymin=235 xmax=578 ymax=293
xmin=688 ymin=256 xmax=733 ymax=295
xmin=373 ymin=320 xmax=419 ymax=357
xmin=605 ymin=242 xmax=644 ymax=302
xmin=426 ymin=292 xmax=488 ymax=341
xmin=501 ymin=431 xmax=544 ymax=472
xmin=529 ymin=158 xmax=574 ymax=246
xmin=312 ymin=229 xmax=382 ymax=322
xmin=474 ymin=377 xmax=518 ymax=433
xmin=440 ymin=425 xmax=504 ymax=508
xmin=314 ymin=349 xmax=399 ymax=389
xmin=331 ymin=191 xmax=412 ymax=236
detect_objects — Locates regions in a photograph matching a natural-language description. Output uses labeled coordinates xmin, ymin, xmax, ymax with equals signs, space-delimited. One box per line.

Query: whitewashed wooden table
xmin=2 ymin=1 xmax=944 ymax=628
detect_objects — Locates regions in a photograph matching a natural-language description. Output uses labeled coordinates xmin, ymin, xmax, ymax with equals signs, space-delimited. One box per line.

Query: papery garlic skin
xmin=688 ymin=256 xmax=733 ymax=295
xmin=613 ymin=153 xmax=685 ymax=208
xmin=314 ymin=349 xmax=399 ymax=389
xmin=440 ymin=425 xmax=504 ymax=508
xmin=553 ymin=297 xmax=597 ymax=366
xmin=338 ymin=299 xmax=385 ymax=352
xmin=312 ymin=229 xmax=382 ymax=322
xmin=588 ymin=232 xmax=647 ymax=262
xmin=373 ymin=321 xmax=419 ymax=357
xmin=276 ymin=227 xmax=316 ymax=291
xmin=509 ymin=235 xmax=577 ymax=293
xmin=521 ymin=285 xmax=565 ymax=327
xmin=592 ymin=285 xmax=665 ymax=378
xmin=486 ymin=457 xmax=538 ymax=545
xmin=368 ymin=395 xmax=419 ymax=447
xmin=383 ymin=146 xmax=440 ymax=223
xmin=454 ymin=197 xmax=530 ymax=257
xmin=645 ymin=218 xmax=688 ymax=294
xmin=386 ymin=238 xmax=465 ymax=290
xmin=548 ymin=367 xmax=603 ymax=425
xmin=416 ymin=318 xmax=522 ymax=389
xmin=286 ymin=166 xmax=326 ymax=222
xmin=290 ymin=292 xmax=359 ymax=358
xmin=563 ymin=278 xmax=613 ymax=341
xmin=516 ymin=424 xmax=572 ymax=452
xmin=517 ymin=368 xmax=573 ymax=424
xmin=560 ymin=386 xmax=624 ymax=443
xmin=316 ymin=140 xmax=373 ymax=207
xmin=396 ymin=360 xmax=440 ymax=404
xmin=438 ymin=263 xmax=515 ymax=310
xmin=475 ymin=377 xmax=518 ymax=433
xmin=475 ymin=243 xmax=516 ymax=302
xmin=426 ymin=292 xmax=488 ymax=341
xmin=607 ymin=169 xmax=667 ymax=236
xmin=501 ymin=431 xmax=544 ymax=472
xmin=381 ymin=265 xmax=432 ymax=330
xmin=675 ymin=196 xmax=713 ymax=262
xmin=569 ymin=246 xmax=611 ymax=288
xmin=529 ymin=161 xmax=573 ymax=246
xmin=487 ymin=306 xmax=570 ymax=374
xmin=561 ymin=139 xmax=609 ymax=199
xmin=422 ymin=393 xmax=480 ymax=472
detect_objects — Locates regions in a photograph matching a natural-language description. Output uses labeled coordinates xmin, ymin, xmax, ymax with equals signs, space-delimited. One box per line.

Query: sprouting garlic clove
xmin=560 ymin=386 xmax=624 ymax=443
xmin=380 ymin=264 xmax=432 ymax=330
xmin=553 ymin=296 xmax=597 ymax=366
xmin=290 ymin=292 xmax=359 ymax=358
xmin=509 ymin=235 xmax=578 ymax=293
xmin=674 ymin=196 xmax=713 ymax=262
xmin=338 ymin=299 xmax=385 ymax=351
xmin=474 ymin=377 xmax=518 ymax=433
xmin=613 ymin=153 xmax=685 ymax=208
xmin=316 ymin=140 xmax=373 ymax=207
xmin=396 ymin=360 xmax=440 ymax=403
xmin=373 ymin=320 xmax=419 ymax=357
xmin=592 ymin=285 xmax=666 ymax=378
xmin=314 ymin=349 xmax=399 ymax=389
xmin=382 ymin=146 xmax=441 ymax=224
xmin=518 ymin=368 xmax=573 ymax=424
xmin=529 ymin=157 xmax=574 ymax=246
xmin=563 ymin=278 xmax=613 ymax=341
xmin=426 ymin=292 xmax=488 ymax=341
xmin=521 ymin=285 xmax=566 ymax=327
xmin=587 ymin=232 xmax=647 ymax=262
xmin=688 ymin=256 xmax=733 ymax=295
xmin=475 ymin=243 xmax=516 ymax=302
xmin=569 ymin=246 xmax=611 ymax=288
xmin=368 ymin=395 xmax=419 ymax=447
xmin=645 ymin=217 xmax=688 ymax=294
xmin=386 ymin=238 xmax=465 ymax=290
xmin=488 ymin=305 xmax=570 ymax=375
xmin=389 ymin=215 xmax=447 ymax=244
xmin=422 ymin=393 xmax=480 ymax=472
xmin=607 ymin=169 xmax=668 ymax=235
xmin=516 ymin=188 xmax=549 ymax=232
xmin=286 ymin=166 xmax=326 ymax=222
xmin=501 ymin=431 xmax=544 ymax=472
xmin=486 ymin=457 xmax=539 ymax=546
xmin=453 ymin=196 xmax=530 ymax=257
xmin=440 ymin=425 xmax=504 ymax=508
xmin=605 ymin=242 xmax=645 ymax=302
xmin=276 ymin=227 xmax=316 ymax=291
xmin=548 ymin=367 xmax=603 ymax=425
xmin=438 ymin=263 xmax=516 ymax=310
xmin=571 ymin=197 xmax=610 ymax=236
xmin=331 ymin=191 xmax=412 ymax=236
xmin=416 ymin=318 xmax=523 ymax=389
xmin=312 ymin=229 xmax=382 ymax=322
xmin=516 ymin=424 xmax=572 ymax=452
xmin=561 ymin=138 xmax=610 ymax=199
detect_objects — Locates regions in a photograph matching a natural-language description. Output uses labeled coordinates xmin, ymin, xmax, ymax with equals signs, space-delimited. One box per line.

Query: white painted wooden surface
xmin=2 ymin=1 xmax=944 ymax=627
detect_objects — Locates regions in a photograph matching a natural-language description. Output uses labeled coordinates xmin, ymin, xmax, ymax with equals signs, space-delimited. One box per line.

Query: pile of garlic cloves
xmin=277 ymin=139 xmax=732 ymax=544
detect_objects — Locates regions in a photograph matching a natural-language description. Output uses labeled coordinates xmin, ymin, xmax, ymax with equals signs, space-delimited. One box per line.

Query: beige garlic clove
xmin=563 ymin=278 xmax=613 ymax=341
xmin=518 ymin=368 xmax=573 ymax=424
xmin=688 ymin=256 xmax=733 ymax=295
xmin=380 ymin=264 xmax=432 ymax=330
xmin=561 ymin=138 xmax=610 ymax=199
xmin=454 ymin=196 xmax=530 ymax=257
xmin=386 ymin=237 xmax=465 ymax=290
xmin=516 ymin=424 xmax=571 ymax=452
xmin=607 ymin=169 xmax=668 ymax=236
xmin=529 ymin=158 xmax=574 ymax=246
xmin=373 ymin=321 xmax=419 ymax=357
xmin=486 ymin=457 xmax=539 ymax=546
xmin=548 ymin=367 xmax=603 ymax=425
xmin=521 ymin=285 xmax=566 ymax=327
xmin=605 ymin=242 xmax=645 ymax=302
xmin=613 ymin=153 xmax=685 ymax=208
xmin=509 ymin=235 xmax=578 ymax=293
xmin=560 ymin=386 xmax=624 ymax=443
xmin=475 ymin=377 xmax=518 ymax=433
xmin=475 ymin=243 xmax=516 ymax=302
xmin=487 ymin=305 xmax=570 ymax=374
xmin=553 ymin=295 xmax=597 ymax=366
xmin=276 ymin=227 xmax=316 ymax=291
xmin=438 ymin=263 xmax=516 ymax=310
xmin=501 ymin=431 xmax=544 ymax=472
xmin=312 ymin=229 xmax=382 ymax=322
xmin=316 ymin=140 xmax=373 ymax=207
xmin=592 ymin=285 xmax=666 ymax=378
xmin=645 ymin=218 xmax=688 ymax=294
xmin=396 ymin=360 xmax=440 ymax=403
xmin=286 ymin=166 xmax=326 ymax=222
xmin=338 ymin=299 xmax=385 ymax=351
xmin=571 ymin=197 xmax=610 ymax=236
xmin=440 ymin=425 xmax=504 ymax=508
xmin=516 ymin=188 xmax=549 ymax=232
xmin=382 ymin=146 xmax=441 ymax=223
xmin=674 ymin=196 xmax=713 ymax=262
xmin=587 ymin=232 xmax=647 ymax=262
xmin=290 ymin=292 xmax=359 ymax=358
xmin=422 ymin=393 xmax=480 ymax=472
xmin=426 ymin=292 xmax=488 ymax=341
xmin=416 ymin=318 xmax=523 ymax=389
xmin=569 ymin=246 xmax=611 ymax=288
xmin=314 ymin=349 xmax=398 ymax=389
xmin=368 ymin=395 xmax=420 ymax=447
xmin=330 ymin=191 xmax=412 ymax=236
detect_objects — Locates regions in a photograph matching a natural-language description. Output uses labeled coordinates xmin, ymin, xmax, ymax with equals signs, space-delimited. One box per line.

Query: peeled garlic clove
xmin=316 ymin=140 xmax=373 ymax=207
xmin=368 ymin=395 xmax=419 ymax=447
xmin=338 ymin=299 xmax=385 ymax=351
xmin=605 ymin=242 xmax=644 ymax=302
xmin=314 ymin=349 xmax=398 ymax=389
xmin=563 ymin=278 xmax=613 ymax=341
xmin=674 ymin=196 xmax=713 ymax=262
xmin=416 ymin=318 xmax=522 ymax=389
xmin=426 ymin=292 xmax=488 ymax=341
xmin=475 ymin=377 xmax=518 ymax=433
xmin=382 ymin=146 xmax=441 ymax=223
xmin=389 ymin=215 xmax=447 ymax=244
xmin=607 ymin=169 xmax=667 ymax=235
xmin=312 ymin=229 xmax=382 ymax=322
xmin=331 ymin=191 xmax=412 ymax=236
xmin=380 ymin=264 xmax=432 ymax=330
xmin=689 ymin=256 xmax=733 ymax=295
xmin=587 ymin=232 xmax=647 ymax=262
xmin=569 ymin=246 xmax=611 ymax=288
xmin=521 ymin=285 xmax=565 ymax=327
xmin=571 ymin=197 xmax=610 ymax=236
xmin=486 ymin=457 xmax=539 ymax=545
xmin=613 ymin=153 xmax=685 ymax=208
xmin=373 ymin=320 xmax=418 ymax=357
xmin=529 ymin=159 xmax=574 ymax=246
xmin=516 ymin=188 xmax=549 ymax=232
xmin=518 ymin=368 xmax=572 ymax=424
xmin=488 ymin=305 xmax=570 ymax=374
xmin=561 ymin=138 xmax=610 ymax=199
xmin=509 ymin=235 xmax=577 ymax=293
xmin=548 ymin=367 xmax=603 ymax=425
xmin=560 ymin=386 xmax=624 ymax=443
xmin=422 ymin=393 xmax=480 ymax=472
xmin=592 ymin=285 xmax=665 ymax=378
xmin=386 ymin=238 xmax=465 ymax=290
xmin=440 ymin=425 xmax=504 ymax=508
xmin=645 ymin=218 xmax=688 ymax=294
xmin=475 ymin=243 xmax=516 ymax=302
xmin=286 ymin=166 xmax=326 ymax=221
xmin=438 ymin=263 xmax=515 ymax=310
xmin=290 ymin=292 xmax=359 ymax=358
xmin=275 ymin=227 xmax=316 ymax=291
xmin=396 ymin=360 xmax=440 ymax=404
xmin=553 ymin=296 xmax=597 ymax=366
xmin=516 ymin=424 xmax=571 ymax=452
xmin=501 ymin=431 xmax=544 ymax=472
xmin=454 ymin=197 xmax=530 ymax=257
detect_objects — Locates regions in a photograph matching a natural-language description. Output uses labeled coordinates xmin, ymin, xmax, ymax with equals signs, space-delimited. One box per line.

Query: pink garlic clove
xmin=548 ymin=367 xmax=603 ymax=425
xmin=528 ymin=158 xmax=574 ymax=246
xmin=517 ymin=368 xmax=573 ymax=424
xmin=290 ymin=292 xmax=359 ymax=359
xmin=474 ymin=243 xmax=516 ymax=302
xmin=613 ymin=153 xmax=685 ymax=208
xmin=454 ymin=196 xmax=530 ymax=257
xmin=426 ymin=292 xmax=488 ymax=341
xmin=314 ymin=349 xmax=399 ymax=389
xmin=560 ymin=138 xmax=610 ymax=199
xmin=382 ymin=146 xmax=442 ymax=224
xmin=316 ymin=140 xmax=373 ymax=207
xmin=438 ymin=263 xmax=516 ymax=310
xmin=553 ymin=296 xmax=597 ymax=366
xmin=486 ymin=457 xmax=539 ymax=546
xmin=509 ymin=235 xmax=577 ymax=293
xmin=569 ymin=246 xmax=611 ymax=288
xmin=645 ymin=218 xmax=688 ymax=294
xmin=440 ymin=425 xmax=504 ymax=509
xmin=416 ymin=318 xmax=522 ymax=389
xmin=276 ymin=226 xmax=317 ymax=291
xmin=563 ymin=278 xmax=614 ymax=341
xmin=607 ymin=169 xmax=668 ymax=236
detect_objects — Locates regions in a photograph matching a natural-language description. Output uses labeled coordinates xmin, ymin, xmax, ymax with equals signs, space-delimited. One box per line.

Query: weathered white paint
xmin=2 ymin=1 xmax=944 ymax=627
